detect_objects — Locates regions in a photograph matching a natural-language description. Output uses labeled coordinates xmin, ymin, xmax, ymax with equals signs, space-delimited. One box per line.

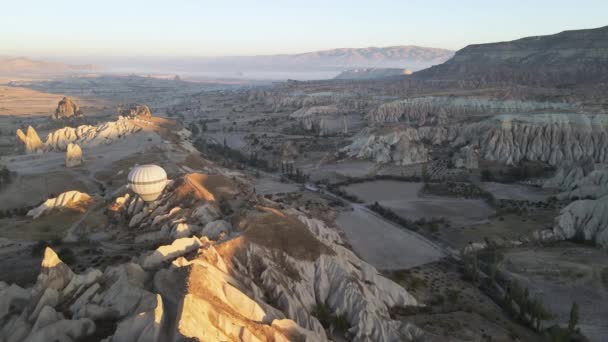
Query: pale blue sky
xmin=1 ymin=0 xmax=606 ymax=57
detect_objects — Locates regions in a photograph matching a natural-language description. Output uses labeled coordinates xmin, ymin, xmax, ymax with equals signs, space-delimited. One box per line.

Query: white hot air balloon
xmin=128 ymin=164 xmax=168 ymax=202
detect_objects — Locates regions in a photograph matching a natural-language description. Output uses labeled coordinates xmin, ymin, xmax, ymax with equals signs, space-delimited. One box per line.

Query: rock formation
xmin=45 ymin=116 xmax=141 ymax=151
xmin=343 ymin=126 xmax=430 ymax=165
xmin=345 ymin=113 xmax=608 ymax=167
xmin=367 ymin=97 xmax=575 ymax=126
xmin=53 ymin=97 xmax=82 ymax=119
xmin=27 ymin=191 xmax=92 ymax=219
xmin=3 ymin=169 xmax=427 ymax=341
xmin=16 ymin=126 xmax=44 ymax=153
xmin=414 ymin=25 xmax=608 ymax=86
xmin=553 ymin=196 xmax=608 ymax=248
xmin=289 ymin=105 xmax=340 ymax=134
xmin=65 ymin=143 xmax=82 ymax=167
xmin=117 ymin=104 xmax=152 ymax=118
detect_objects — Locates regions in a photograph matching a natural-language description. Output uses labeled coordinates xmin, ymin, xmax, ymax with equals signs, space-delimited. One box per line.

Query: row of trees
xmin=280 ymin=162 xmax=309 ymax=183
xmin=462 ymin=250 xmax=582 ymax=339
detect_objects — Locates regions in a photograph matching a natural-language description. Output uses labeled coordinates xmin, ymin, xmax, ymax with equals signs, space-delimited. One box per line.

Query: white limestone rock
xmin=347 ymin=113 xmax=608 ymax=167
xmin=142 ymin=236 xmax=203 ymax=269
xmin=44 ymin=116 xmax=142 ymax=151
xmin=15 ymin=126 xmax=44 ymax=153
xmin=556 ymin=169 xmax=608 ymax=200
xmin=342 ymin=127 xmax=430 ymax=165
xmin=65 ymin=143 xmax=83 ymax=167
xmin=27 ymin=191 xmax=92 ymax=219
xmin=553 ymin=196 xmax=608 ymax=248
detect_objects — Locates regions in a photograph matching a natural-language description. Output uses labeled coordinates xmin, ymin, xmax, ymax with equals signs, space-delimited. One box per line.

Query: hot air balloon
xmin=127 ymin=164 xmax=168 ymax=202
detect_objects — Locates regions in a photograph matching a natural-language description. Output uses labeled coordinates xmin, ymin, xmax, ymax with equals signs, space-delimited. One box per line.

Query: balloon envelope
xmin=128 ymin=164 xmax=168 ymax=202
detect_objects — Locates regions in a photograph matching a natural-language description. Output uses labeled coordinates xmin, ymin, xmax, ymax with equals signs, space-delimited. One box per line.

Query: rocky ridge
xmin=16 ymin=116 xmax=142 ymax=153
xmin=367 ymin=96 xmax=576 ymax=126
xmin=1 ymin=171 xmax=426 ymax=342
xmin=414 ymin=25 xmax=608 ymax=85
xmin=345 ymin=113 xmax=608 ymax=167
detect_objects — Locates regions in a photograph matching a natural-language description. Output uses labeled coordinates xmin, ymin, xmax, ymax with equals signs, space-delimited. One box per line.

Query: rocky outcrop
xmin=16 ymin=126 xmax=44 ymax=153
xmin=290 ymin=105 xmax=342 ymax=134
xmin=342 ymin=127 xmax=431 ymax=165
xmin=554 ymin=169 xmax=608 ymax=200
xmin=367 ymin=97 xmax=575 ymax=126
xmin=65 ymin=143 xmax=82 ymax=167
xmin=117 ymin=104 xmax=152 ymax=118
xmin=414 ymin=26 xmax=608 ymax=86
xmin=27 ymin=191 xmax=92 ymax=219
xmin=346 ymin=113 xmax=608 ymax=167
xmin=16 ymin=117 xmax=141 ymax=154
xmin=45 ymin=116 xmax=141 ymax=151
xmin=53 ymin=97 xmax=82 ymax=119
xmin=553 ymin=196 xmax=608 ymax=248
xmin=543 ymin=162 xmax=594 ymax=190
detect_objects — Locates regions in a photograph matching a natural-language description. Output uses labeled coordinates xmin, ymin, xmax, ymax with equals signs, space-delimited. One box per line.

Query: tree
xmin=568 ymin=302 xmax=579 ymax=333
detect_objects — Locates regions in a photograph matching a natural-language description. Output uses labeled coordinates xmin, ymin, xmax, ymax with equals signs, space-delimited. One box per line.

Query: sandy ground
xmin=0 ymin=86 xmax=107 ymax=116
xmin=481 ymin=182 xmax=555 ymax=201
xmin=336 ymin=205 xmax=445 ymax=270
xmin=501 ymin=243 xmax=608 ymax=342
xmin=344 ymin=181 xmax=495 ymax=227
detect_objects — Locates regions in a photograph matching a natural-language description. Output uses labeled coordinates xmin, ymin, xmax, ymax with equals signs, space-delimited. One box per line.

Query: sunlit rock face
xmin=65 ymin=143 xmax=83 ymax=167
xmin=45 ymin=116 xmax=142 ymax=150
xmin=15 ymin=116 xmax=142 ymax=154
xmin=16 ymin=126 xmax=44 ymax=153
xmin=53 ymin=96 xmax=82 ymax=120
xmin=26 ymin=190 xmax=92 ymax=219
xmin=0 ymin=173 xmax=427 ymax=342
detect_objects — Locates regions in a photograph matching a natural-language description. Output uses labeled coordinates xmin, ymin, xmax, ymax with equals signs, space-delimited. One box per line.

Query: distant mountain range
xmin=41 ymin=46 xmax=453 ymax=80
xmin=0 ymin=57 xmax=97 ymax=76
xmin=256 ymin=46 xmax=454 ymax=70
xmin=414 ymin=25 xmax=608 ymax=85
